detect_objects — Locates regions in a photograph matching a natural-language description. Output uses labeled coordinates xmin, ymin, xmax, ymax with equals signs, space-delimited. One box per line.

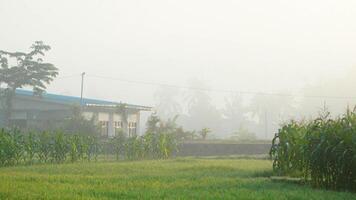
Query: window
xmin=114 ymin=121 xmax=122 ymax=128
xmin=128 ymin=122 xmax=137 ymax=137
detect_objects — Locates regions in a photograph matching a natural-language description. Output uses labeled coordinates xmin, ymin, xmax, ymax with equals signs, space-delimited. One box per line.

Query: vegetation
xmin=0 ymin=129 xmax=100 ymax=166
xmin=230 ymin=127 xmax=257 ymax=142
xmin=0 ymin=158 xmax=354 ymax=200
xmin=110 ymin=114 xmax=181 ymax=160
xmin=109 ymin=132 xmax=177 ymax=161
xmin=200 ymin=127 xmax=211 ymax=140
xmin=115 ymin=103 xmax=129 ymax=136
xmin=270 ymin=108 xmax=356 ymax=191
xmin=0 ymin=129 xmax=180 ymax=167
xmin=0 ymin=41 xmax=58 ymax=126
xmin=60 ymin=105 xmax=100 ymax=136
xmin=0 ymin=114 xmax=184 ymax=167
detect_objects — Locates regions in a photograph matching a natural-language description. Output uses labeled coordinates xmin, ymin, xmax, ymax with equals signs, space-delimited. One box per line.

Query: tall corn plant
xmin=270 ymin=107 xmax=356 ymax=191
xmin=51 ymin=131 xmax=68 ymax=163
xmin=24 ymin=132 xmax=38 ymax=164
xmin=0 ymin=129 xmax=17 ymax=166
xmin=38 ymin=131 xmax=52 ymax=163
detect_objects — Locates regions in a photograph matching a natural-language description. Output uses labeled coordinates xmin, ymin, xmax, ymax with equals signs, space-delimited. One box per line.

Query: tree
xmin=181 ymin=79 xmax=222 ymax=135
xmin=230 ymin=127 xmax=256 ymax=141
xmin=0 ymin=41 xmax=58 ymax=126
xmin=61 ymin=105 xmax=100 ymax=136
xmin=146 ymin=112 xmax=160 ymax=133
xmin=154 ymin=86 xmax=182 ymax=120
xmin=116 ymin=103 xmax=129 ymax=136
xmin=248 ymin=94 xmax=296 ymax=139
xmin=222 ymin=94 xmax=247 ymax=136
xmin=199 ymin=127 xmax=211 ymax=140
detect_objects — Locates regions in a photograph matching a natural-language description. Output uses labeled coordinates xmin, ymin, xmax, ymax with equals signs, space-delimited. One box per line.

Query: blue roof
xmin=16 ymin=89 xmax=120 ymax=106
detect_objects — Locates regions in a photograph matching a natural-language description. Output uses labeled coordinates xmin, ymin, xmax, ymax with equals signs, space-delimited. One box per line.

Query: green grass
xmin=0 ymin=158 xmax=355 ymax=200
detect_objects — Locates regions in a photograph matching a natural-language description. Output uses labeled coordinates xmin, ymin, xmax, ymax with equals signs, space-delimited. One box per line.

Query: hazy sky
xmin=1 ymin=0 xmax=356 ymax=107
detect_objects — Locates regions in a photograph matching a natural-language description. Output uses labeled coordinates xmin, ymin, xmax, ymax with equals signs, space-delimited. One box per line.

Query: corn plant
xmin=68 ymin=135 xmax=80 ymax=162
xmin=0 ymin=129 xmax=16 ymax=166
xmin=111 ymin=129 xmax=127 ymax=160
xmin=270 ymin=107 xmax=356 ymax=191
xmin=24 ymin=132 xmax=37 ymax=164
xmin=51 ymin=131 xmax=68 ymax=163
xmin=38 ymin=131 xmax=52 ymax=163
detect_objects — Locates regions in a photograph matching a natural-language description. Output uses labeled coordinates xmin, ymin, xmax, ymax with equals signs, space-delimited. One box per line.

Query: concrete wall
xmin=175 ymin=143 xmax=271 ymax=157
xmin=83 ymin=110 xmax=141 ymax=137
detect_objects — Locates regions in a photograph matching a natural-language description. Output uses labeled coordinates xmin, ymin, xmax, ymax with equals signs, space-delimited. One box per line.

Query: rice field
xmin=0 ymin=158 xmax=355 ymax=200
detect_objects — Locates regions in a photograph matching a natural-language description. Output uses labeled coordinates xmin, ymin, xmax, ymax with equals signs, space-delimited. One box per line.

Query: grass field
xmin=0 ymin=158 xmax=355 ymax=200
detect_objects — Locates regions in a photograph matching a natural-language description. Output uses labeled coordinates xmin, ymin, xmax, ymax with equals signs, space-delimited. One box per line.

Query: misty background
xmin=1 ymin=0 xmax=356 ymax=139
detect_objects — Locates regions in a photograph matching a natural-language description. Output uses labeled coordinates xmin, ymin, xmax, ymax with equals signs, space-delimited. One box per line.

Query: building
xmin=0 ymin=89 xmax=152 ymax=137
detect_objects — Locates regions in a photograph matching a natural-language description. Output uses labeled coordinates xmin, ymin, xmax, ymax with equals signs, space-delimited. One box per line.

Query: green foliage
xmin=0 ymin=114 xmax=185 ymax=167
xmin=0 ymin=41 xmax=58 ymax=126
xmin=110 ymin=129 xmax=127 ymax=160
xmin=24 ymin=132 xmax=37 ymax=164
xmin=199 ymin=128 xmax=211 ymax=140
xmin=0 ymin=129 xmax=24 ymax=166
xmin=38 ymin=132 xmax=51 ymax=163
xmin=115 ymin=103 xmax=128 ymax=136
xmin=51 ymin=132 xmax=68 ymax=163
xmin=230 ymin=127 xmax=257 ymax=142
xmin=108 ymin=114 xmax=182 ymax=160
xmin=110 ymin=131 xmax=177 ymax=161
xmin=60 ymin=105 xmax=100 ymax=136
xmin=270 ymin=108 xmax=356 ymax=191
xmin=0 ymin=129 xmax=100 ymax=166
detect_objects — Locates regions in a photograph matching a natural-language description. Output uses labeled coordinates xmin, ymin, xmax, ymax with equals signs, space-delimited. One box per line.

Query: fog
xmin=1 ymin=0 xmax=356 ymax=139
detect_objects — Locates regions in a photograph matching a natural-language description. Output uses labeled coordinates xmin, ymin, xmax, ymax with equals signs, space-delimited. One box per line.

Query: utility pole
xmin=264 ymin=111 xmax=268 ymax=140
xmin=323 ymin=100 xmax=326 ymax=111
xmin=80 ymin=72 xmax=85 ymax=106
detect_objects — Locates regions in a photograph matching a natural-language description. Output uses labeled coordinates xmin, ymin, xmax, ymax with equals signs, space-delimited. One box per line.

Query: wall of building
xmin=82 ymin=110 xmax=141 ymax=137
xmin=13 ymin=97 xmax=70 ymax=111
xmin=5 ymin=95 xmax=147 ymax=137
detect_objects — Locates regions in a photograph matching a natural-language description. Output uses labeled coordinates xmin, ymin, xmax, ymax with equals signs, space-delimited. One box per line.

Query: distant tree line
xmin=154 ymin=69 xmax=356 ymax=140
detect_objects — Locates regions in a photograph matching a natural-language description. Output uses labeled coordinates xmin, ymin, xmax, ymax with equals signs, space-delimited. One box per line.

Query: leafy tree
xmin=116 ymin=103 xmax=129 ymax=136
xmin=181 ymin=79 xmax=222 ymax=135
xmin=199 ymin=127 xmax=211 ymax=140
xmin=222 ymin=94 xmax=248 ymax=137
xmin=248 ymin=94 xmax=296 ymax=139
xmin=61 ymin=105 xmax=100 ymax=136
xmin=146 ymin=113 xmax=160 ymax=133
xmin=154 ymin=86 xmax=182 ymax=120
xmin=0 ymin=41 xmax=58 ymax=126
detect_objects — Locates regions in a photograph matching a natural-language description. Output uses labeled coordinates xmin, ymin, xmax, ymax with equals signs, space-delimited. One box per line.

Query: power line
xmin=55 ymin=74 xmax=80 ymax=80
xmin=86 ymin=74 xmax=356 ymax=100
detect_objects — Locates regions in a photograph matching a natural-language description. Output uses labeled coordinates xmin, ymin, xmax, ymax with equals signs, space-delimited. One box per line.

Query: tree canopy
xmin=0 ymin=41 xmax=58 ymax=125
